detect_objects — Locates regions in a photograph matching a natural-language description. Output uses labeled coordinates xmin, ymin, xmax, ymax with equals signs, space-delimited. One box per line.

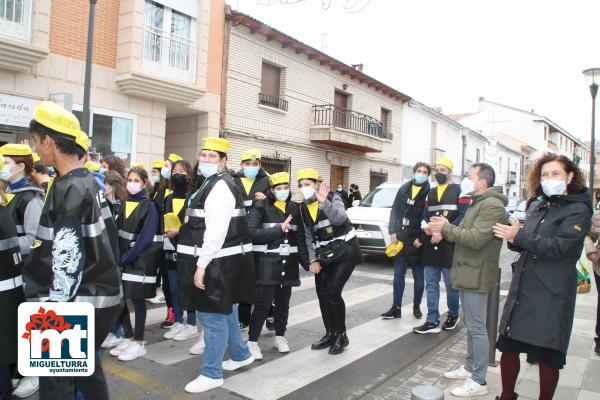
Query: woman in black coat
xmin=381 ymin=162 xmax=430 ymax=320
xmin=493 ymin=154 xmax=592 ymax=400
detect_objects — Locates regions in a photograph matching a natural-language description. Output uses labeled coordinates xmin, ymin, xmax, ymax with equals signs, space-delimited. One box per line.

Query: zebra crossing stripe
xmin=222 ymin=301 xmax=450 ymax=400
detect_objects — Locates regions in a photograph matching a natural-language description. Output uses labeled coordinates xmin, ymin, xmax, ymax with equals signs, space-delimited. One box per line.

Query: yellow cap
xmin=33 ymin=101 xmax=83 ymax=139
xmin=167 ymin=153 xmax=183 ymax=163
xmin=241 ymin=149 xmax=262 ymax=162
xmin=152 ymin=160 xmax=166 ymax=169
xmin=130 ymin=163 xmax=145 ymax=170
xmin=270 ymin=172 xmax=289 ymax=187
xmin=32 ymin=153 xmax=41 ymax=162
xmin=84 ymin=161 xmax=101 ymax=172
xmin=385 ymin=241 xmax=404 ymax=258
xmin=76 ymin=131 xmax=90 ymax=152
xmin=201 ymin=137 xmax=230 ymax=153
xmin=0 ymin=155 xmax=5 ymax=171
xmin=0 ymin=143 xmax=33 ymax=157
xmin=296 ymin=168 xmax=319 ymax=182
xmin=164 ymin=213 xmax=182 ymax=232
xmin=435 ymin=156 xmax=453 ymax=170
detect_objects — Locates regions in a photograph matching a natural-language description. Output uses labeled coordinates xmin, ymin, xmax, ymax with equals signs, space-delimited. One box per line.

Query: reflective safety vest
xmin=176 ymin=172 xmax=255 ymax=313
xmin=6 ymin=182 xmax=44 ymax=256
xmin=0 ymin=205 xmax=25 ymax=365
xmin=300 ymin=195 xmax=356 ymax=249
xmin=117 ymin=197 xmax=163 ymax=300
xmin=23 ymin=168 xmax=122 ymax=348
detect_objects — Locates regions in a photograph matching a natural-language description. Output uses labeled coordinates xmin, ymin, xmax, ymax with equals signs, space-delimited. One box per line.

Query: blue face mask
xmin=244 ymin=166 xmax=260 ymax=179
xmin=199 ymin=162 xmax=219 ymax=178
xmin=99 ymin=167 xmax=107 ymax=175
xmin=0 ymin=165 xmax=10 ymax=182
xmin=275 ymin=189 xmax=289 ymax=202
xmin=414 ymin=173 xmax=428 ymax=184
xmin=47 ymin=166 xmax=55 ymax=176
xmin=161 ymin=167 xmax=171 ymax=180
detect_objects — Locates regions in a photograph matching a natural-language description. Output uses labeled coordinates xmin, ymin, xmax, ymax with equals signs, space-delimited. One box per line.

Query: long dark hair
xmin=104 ymin=170 xmax=127 ymax=202
xmin=102 ymin=155 xmax=126 ymax=179
xmin=528 ymin=154 xmax=586 ymax=197
xmin=170 ymin=160 xmax=193 ymax=191
xmin=127 ymin=167 xmax=150 ymax=192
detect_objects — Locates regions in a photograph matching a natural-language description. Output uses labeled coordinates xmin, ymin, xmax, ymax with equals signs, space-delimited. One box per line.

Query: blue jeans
xmin=198 ymin=304 xmax=252 ymax=379
xmin=392 ymin=256 xmax=424 ymax=307
xmin=424 ymin=266 xmax=459 ymax=323
xmin=167 ymin=269 xmax=196 ymax=326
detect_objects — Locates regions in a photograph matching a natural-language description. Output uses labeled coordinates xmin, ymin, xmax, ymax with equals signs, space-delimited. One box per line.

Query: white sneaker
xmin=247 ymin=341 xmax=263 ymax=360
xmin=11 ymin=378 xmax=20 ymax=388
xmin=450 ymin=378 xmax=488 ymax=397
xmin=163 ymin=322 xmax=185 ymax=340
xmin=148 ymin=289 xmax=166 ymax=304
xmin=109 ymin=338 xmax=132 ymax=357
xmin=101 ymin=332 xmax=123 ymax=349
xmin=274 ymin=336 xmax=290 ymax=353
xmin=13 ymin=376 xmax=39 ymax=398
xmin=444 ymin=365 xmax=472 ymax=380
xmin=189 ymin=333 xmax=206 ymax=355
xmin=222 ymin=355 xmax=254 ymax=371
xmin=118 ymin=341 xmax=147 ymax=361
xmin=173 ymin=324 xmax=199 ymax=341
xmin=184 ymin=375 xmax=224 ymax=393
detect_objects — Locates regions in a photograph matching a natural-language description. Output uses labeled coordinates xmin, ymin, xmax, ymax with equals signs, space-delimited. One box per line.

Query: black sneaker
xmin=413 ymin=321 xmax=441 ymax=334
xmin=442 ymin=315 xmax=460 ymax=330
xmin=495 ymin=393 xmax=519 ymax=400
xmin=413 ymin=304 xmax=423 ymax=319
xmin=595 ymin=342 xmax=600 ymax=355
xmin=381 ymin=305 xmax=402 ymax=319
xmin=266 ymin=316 xmax=275 ymax=332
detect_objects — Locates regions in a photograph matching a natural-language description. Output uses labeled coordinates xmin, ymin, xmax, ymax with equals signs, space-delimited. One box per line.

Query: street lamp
xmin=583 ymin=68 xmax=600 ymax=202
xmin=82 ymin=0 xmax=98 ymax=134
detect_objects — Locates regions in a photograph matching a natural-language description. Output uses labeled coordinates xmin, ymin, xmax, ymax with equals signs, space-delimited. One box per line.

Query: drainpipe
xmin=461 ymin=133 xmax=467 ymax=177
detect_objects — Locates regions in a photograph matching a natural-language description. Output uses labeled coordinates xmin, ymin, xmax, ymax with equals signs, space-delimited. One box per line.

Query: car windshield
xmin=359 ymin=188 xmax=398 ymax=208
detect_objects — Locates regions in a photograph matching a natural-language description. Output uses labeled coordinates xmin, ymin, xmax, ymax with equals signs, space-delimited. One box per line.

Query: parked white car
xmin=346 ymin=182 xmax=402 ymax=255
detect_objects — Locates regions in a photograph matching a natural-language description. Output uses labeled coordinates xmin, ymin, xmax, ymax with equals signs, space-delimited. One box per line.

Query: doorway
xmin=334 ymin=90 xmax=348 ymax=129
xmin=330 ymin=165 xmax=348 ymax=190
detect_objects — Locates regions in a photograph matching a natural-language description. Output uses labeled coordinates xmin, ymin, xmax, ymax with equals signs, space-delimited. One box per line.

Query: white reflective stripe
xmin=165 ymin=252 xmax=177 ymax=261
xmin=289 ymin=224 xmax=298 ymax=231
xmin=0 ymin=275 xmax=22 ymax=291
xmin=153 ymin=235 xmax=164 ymax=243
xmin=0 ymin=236 xmax=19 ymax=251
xmin=311 ymin=219 xmax=331 ymax=232
xmin=37 ymin=225 xmax=53 ymax=240
xmin=186 ymin=208 xmax=247 ymax=218
xmin=16 ymin=225 xmax=25 ymax=234
xmin=406 ymin=198 xmax=415 ymax=205
xmin=244 ymin=200 xmax=253 ymax=207
xmin=316 ymin=228 xmax=357 ymax=247
xmin=118 ymin=230 xmax=138 ymax=241
xmin=261 ymin=223 xmax=298 ymax=231
xmin=37 ymin=219 xmax=106 ymax=240
xmin=252 ymin=245 xmax=299 ymax=254
xmin=101 ymin=206 xmax=112 ymax=220
xmin=428 ymin=204 xmax=458 ymax=212
xmin=177 ymin=243 xmax=253 ymax=258
xmin=27 ymin=291 xmax=123 ymax=309
xmin=402 ymin=218 xmax=410 ymax=226
xmin=121 ymin=273 xmax=157 ymax=284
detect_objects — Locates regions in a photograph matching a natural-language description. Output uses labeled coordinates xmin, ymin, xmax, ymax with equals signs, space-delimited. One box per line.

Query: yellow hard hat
xmin=164 ymin=213 xmax=182 ymax=232
xmin=241 ymin=149 xmax=262 ymax=162
xmin=0 ymin=143 xmax=33 ymax=157
xmin=0 ymin=155 xmax=5 ymax=171
xmin=270 ymin=172 xmax=289 ymax=187
xmin=76 ymin=131 xmax=90 ymax=152
xmin=32 ymin=153 xmax=41 ymax=163
xmin=201 ymin=138 xmax=230 ymax=154
xmin=435 ymin=156 xmax=453 ymax=170
xmin=130 ymin=162 xmax=145 ymax=170
xmin=385 ymin=241 xmax=404 ymax=258
xmin=152 ymin=160 xmax=166 ymax=169
xmin=167 ymin=153 xmax=182 ymax=163
xmin=33 ymin=101 xmax=83 ymax=139
xmin=296 ymin=168 xmax=319 ymax=182
xmin=84 ymin=161 xmax=101 ymax=172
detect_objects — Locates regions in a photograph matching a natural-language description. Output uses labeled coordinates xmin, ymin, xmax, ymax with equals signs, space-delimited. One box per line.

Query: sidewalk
xmin=365 ymin=283 xmax=599 ymax=400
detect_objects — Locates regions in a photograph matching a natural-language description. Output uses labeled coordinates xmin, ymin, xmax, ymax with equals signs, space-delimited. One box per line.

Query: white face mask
xmin=460 ymin=177 xmax=475 ymax=195
xmin=0 ymin=165 xmax=10 ymax=182
xmin=541 ymin=179 xmax=567 ymax=197
xmin=274 ymin=189 xmax=289 ymax=202
xmin=301 ymin=186 xmax=315 ymax=200
xmin=199 ymin=162 xmax=219 ymax=178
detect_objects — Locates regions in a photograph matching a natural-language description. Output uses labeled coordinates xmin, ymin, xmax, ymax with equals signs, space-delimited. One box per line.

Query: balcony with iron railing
xmin=143 ymin=26 xmax=196 ymax=83
xmin=430 ymin=148 xmax=445 ymax=165
xmin=507 ymin=171 xmax=517 ymax=185
xmin=310 ymin=105 xmax=391 ymax=152
xmin=258 ymin=93 xmax=288 ymax=111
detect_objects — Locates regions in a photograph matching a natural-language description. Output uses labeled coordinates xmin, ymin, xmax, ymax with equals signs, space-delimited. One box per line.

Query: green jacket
xmin=442 ymin=188 xmax=508 ymax=293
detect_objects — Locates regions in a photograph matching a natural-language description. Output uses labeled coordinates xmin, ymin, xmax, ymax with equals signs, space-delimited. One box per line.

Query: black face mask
xmin=434 ymin=172 xmax=448 ymax=184
xmin=171 ymin=173 xmax=188 ymax=188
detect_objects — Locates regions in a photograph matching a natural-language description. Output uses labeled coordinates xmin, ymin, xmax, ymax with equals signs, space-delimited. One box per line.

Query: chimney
xmin=352 ymin=63 xmax=363 ymax=72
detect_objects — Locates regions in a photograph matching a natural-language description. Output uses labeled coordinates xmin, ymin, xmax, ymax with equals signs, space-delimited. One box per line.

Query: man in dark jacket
xmin=335 ymin=184 xmax=351 ymax=209
xmin=430 ymin=163 xmax=507 ymax=397
xmin=381 ymin=162 xmax=430 ymax=319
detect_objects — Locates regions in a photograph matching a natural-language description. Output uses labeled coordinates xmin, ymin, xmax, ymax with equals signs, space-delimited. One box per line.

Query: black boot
xmin=311 ymin=332 xmax=334 ymax=350
xmin=329 ymin=331 xmax=349 ymax=355
xmin=495 ymin=393 xmax=518 ymax=400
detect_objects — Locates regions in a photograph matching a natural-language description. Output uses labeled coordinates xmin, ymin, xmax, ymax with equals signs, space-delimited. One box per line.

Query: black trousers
xmin=161 ymin=261 xmax=172 ymax=308
xmin=119 ymin=299 xmax=146 ymax=341
xmin=238 ymin=303 xmax=252 ymax=326
xmin=0 ymin=366 xmax=11 ymax=400
xmin=249 ymin=285 xmax=292 ymax=341
xmin=39 ymin=350 xmax=109 ymax=400
xmin=315 ymin=257 xmax=356 ymax=333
